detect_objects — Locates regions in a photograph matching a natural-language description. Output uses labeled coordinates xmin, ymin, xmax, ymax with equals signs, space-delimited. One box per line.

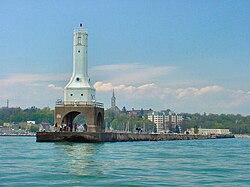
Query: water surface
xmin=0 ymin=137 xmax=250 ymax=186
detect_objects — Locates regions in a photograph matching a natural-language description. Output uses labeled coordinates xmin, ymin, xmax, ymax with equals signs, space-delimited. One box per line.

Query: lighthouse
xmin=64 ymin=24 xmax=95 ymax=104
xmin=54 ymin=24 xmax=104 ymax=133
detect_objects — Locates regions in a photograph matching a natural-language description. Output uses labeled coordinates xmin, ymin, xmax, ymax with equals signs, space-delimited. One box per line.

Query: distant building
xmin=171 ymin=114 xmax=183 ymax=125
xmin=27 ymin=121 xmax=36 ymax=125
xmin=148 ymin=112 xmax=166 ymax=132
xmin=190 ymin=128 xmax=231 ymax=135
xmin=110 ymin=89 xmax=120 ymax=113
xmin=128 ymin=108 xmax=153 ymax=116
xmin=111 ymin=89 xmax=116 ymax=109
xmin=148 ymin=111 xmax=183 ymax=133
xmin=19 ymin=122 xmax=29 ymax=130
xmin=3 ymin=123 xmax=11 ymax=128
xmin=39 ymin=122 xmax=51 ymax=132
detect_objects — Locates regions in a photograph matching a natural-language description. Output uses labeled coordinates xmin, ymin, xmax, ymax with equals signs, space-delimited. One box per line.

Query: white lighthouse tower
xmin=55 ymin=24 xmax=104 ymax=133
xmin=64 ymin=24 xmax=95 ymax=104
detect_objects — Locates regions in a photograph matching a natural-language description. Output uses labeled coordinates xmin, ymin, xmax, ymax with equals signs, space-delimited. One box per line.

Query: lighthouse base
xmin=54 ymin=103 xmax=104 ymax=133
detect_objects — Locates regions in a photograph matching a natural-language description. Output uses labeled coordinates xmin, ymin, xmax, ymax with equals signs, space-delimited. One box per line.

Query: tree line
xmin=104 ymin=109 xmax=155 ymax=133
xmin=1 ymin=107 xmax=250 ymax=134
xmin=0 ymin=106 xmax=54 ymax=125
xmin=181 ymin=113 xmax=250 ymax=134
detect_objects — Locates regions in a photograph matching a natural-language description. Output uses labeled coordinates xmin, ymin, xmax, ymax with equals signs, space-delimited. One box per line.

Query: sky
xmin=0 ymin=0 xmax=250 ymax=115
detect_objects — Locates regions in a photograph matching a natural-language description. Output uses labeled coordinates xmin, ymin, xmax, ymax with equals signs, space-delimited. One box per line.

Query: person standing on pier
xmin=74 ymin=123 xmax=77 ymax=132
xmin=69 ymin=123 xmax=73 ymax=132
xmin=54 ymin=123 xmax=58 ymax=132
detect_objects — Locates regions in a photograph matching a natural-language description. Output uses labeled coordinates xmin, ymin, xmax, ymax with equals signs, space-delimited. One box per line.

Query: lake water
xmin=0 ymin=136 xmax=250 ymax=186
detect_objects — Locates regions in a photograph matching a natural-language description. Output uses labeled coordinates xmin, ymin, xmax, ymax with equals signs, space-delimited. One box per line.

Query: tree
xmin=153 ymin=124 xmax=157 ymax=133
xmin=121 ymin=106 xmax=127 ymax=114
xmin=0 ymin=107 xmax=54 ymax=126
xmin=176 ymin=125 xmax=181 ymax=133
xmin=194 ymin=125 xmax=199 ymax=134
xmin=30 ymin=125 xmax=39 ymax=132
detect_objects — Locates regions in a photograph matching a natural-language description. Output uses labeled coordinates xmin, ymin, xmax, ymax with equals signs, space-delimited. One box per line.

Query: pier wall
xmin=36 ymin=132 xmax=234 ymax=142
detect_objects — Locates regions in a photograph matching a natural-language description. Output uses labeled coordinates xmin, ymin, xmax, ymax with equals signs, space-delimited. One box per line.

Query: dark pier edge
xmin=36 ymin=132 xmax=235 ymax=143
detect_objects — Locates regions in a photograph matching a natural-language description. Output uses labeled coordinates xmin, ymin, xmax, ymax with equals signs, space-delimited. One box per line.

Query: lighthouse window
xmin=78 ymin=37 xmax=81 ymax=44
xmin=70 ymin=94 xmax=73 ymax=96
xmin=81 ymin=94 xmax=83 ymax=96
xmin=78 ymin=50 xmax=80 ymax=53
xmin=76 ymin=77 xmax=80 ymax=81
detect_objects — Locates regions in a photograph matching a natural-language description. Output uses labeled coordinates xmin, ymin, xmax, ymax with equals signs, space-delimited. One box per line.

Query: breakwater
xmin=36 ymin=132 xmax=235 ymax=142
xmin=234 ymin=134 xmax=250 ymax=138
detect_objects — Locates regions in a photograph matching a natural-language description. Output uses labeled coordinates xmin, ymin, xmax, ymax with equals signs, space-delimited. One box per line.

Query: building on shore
xmin=127 ymin=108 xmax=153 ymax=116
xmin=148 ymin=112 xmax=165 ymax=132
xmin=148 ymin=111 xmax=183 ymax=133
xmin=110 ymin=89 xmax=120 ymax=113
xmin=189 ymin=128 xmax=231 ymax=135
xmin=39 ymin=122 xmax=51 ymax=132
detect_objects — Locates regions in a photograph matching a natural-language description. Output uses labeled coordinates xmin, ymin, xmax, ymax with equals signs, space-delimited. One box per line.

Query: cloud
xmin=94 ymin=81 xmax=156 ymax=92
xmin=94 ymin=81 xmax=224 ymax=98
xmin=94 ymin=81 xmax=250 ymax=114
xmin=90 ymin=63 xmax=177 ymax=85
xmin=92 ymin=63 xmax=139 ymax=71
xmin=0 ymin=73 xmax=67 ymax=108
xmin=0 ymin=73 xmax=68 ymax=86
xmin=197 ymin=86 xmax=224 ymax=95
xmin=95 ymin=81 xmax=218 ymax=100
xmin=93 ymin=82 xmax=113 ymax=92
xmin=175 ymin=85 xmax=224 ymax=99
xmin=0 ymin=65 xmax=250 ymax=115
xmin=48 ymin=84 xmax=63 ymax=91
xmin=222 ymin=89 xmax=250 ymax=109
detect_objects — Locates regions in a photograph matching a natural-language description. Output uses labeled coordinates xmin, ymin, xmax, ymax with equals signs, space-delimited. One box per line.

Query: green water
xmin=0 ymin=137 xmax=250 ymax=186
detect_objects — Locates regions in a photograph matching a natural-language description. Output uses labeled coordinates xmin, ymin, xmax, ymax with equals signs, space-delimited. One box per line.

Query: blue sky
xmin=0 ymin=0 xmax=250 ymax=114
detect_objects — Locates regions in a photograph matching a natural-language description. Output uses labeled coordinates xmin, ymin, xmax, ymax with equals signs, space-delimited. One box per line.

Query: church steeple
xmin=111 ymin=89 xmax=116 ymax=109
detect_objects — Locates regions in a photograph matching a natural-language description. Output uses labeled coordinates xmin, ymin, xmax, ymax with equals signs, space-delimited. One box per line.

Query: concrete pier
xmin=36 ymin=132 xmax=235 ymax=143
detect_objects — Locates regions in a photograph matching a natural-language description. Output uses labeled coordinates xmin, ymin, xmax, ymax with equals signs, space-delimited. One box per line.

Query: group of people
xmin=54 ymin=123 xmax=78 ymax=132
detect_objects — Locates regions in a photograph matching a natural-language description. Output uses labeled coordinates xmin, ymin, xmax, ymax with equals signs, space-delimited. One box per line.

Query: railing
xmin=56 ymin=100 xmax=104 ymax=108
xmin=74 ymin=27 xmax=88 ymax=33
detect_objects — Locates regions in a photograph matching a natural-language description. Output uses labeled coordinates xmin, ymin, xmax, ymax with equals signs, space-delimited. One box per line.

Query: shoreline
xmin=234 ymin=134 xmax=250 ymax=138
xmin=0 ymin=134 xmax=36 ymax=137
